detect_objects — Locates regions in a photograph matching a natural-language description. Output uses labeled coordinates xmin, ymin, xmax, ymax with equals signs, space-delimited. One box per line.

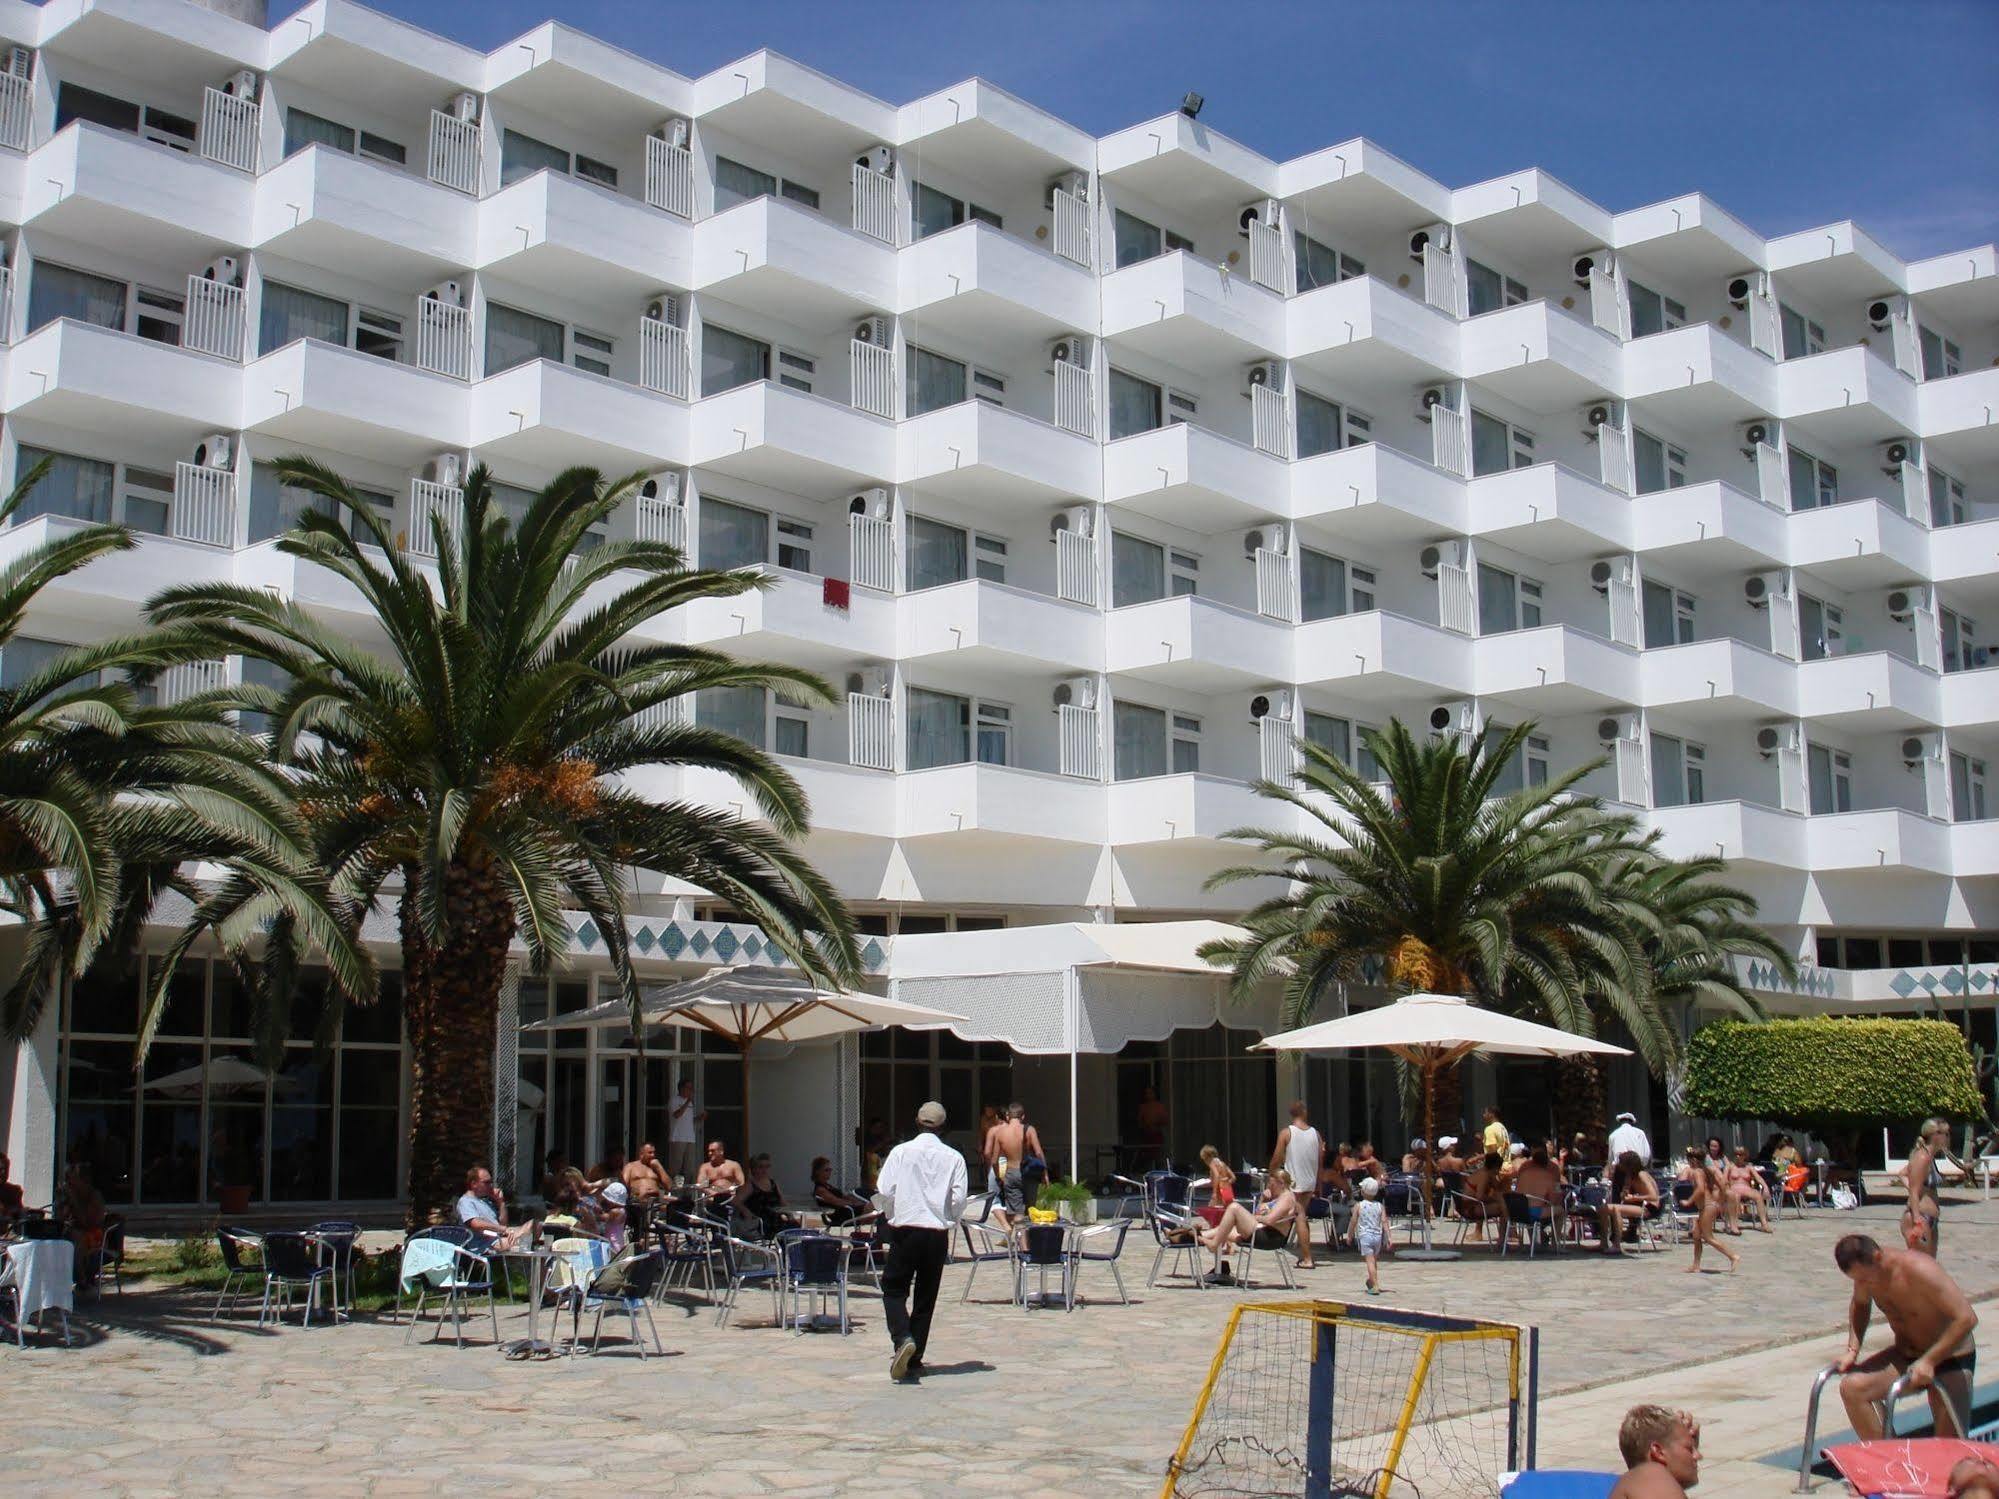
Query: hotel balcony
xmin=687 ymin=380 xmax=894 ymax=491
xmin=1795 ymin=650 xmax=1940 ymax=730
xmin=897 ymin=762 xmax=1106 ymax=844
xmin=897 ymin=580 xmax=1101 ymax=673
xmin=692 ymin=195 xmax=894 ymax=323
xmin=898 ymin=220 xmax=1098 ymax=341
xmin=1938 ymin=667 xmax=1999 ymax=731
xmin=1918 ymin=366 xmax=1999 ymax=449
xmin=1293 ymin=610 xmax=1474 ymax=701
xmin=1806 ymin=807 xmax=1953 ymax=875
xmin=254 ymin=145 xmax=473 ymax=285
xmin=896 ymin=401 xmax=1101 ymax=504
xmin=24 ymin=123 xmax=253 ymax=265
xmin=1638 ymin=638 xmax=1798 ymax=720
xmin=663 ymin=567 xmax=896 ymax=666
xmin=1647 ymin=800 xmax=1806 ymax=868
xmin=1103 ymin=422 xmax=1288 ymax=529
xmin=1621 ymin=324 xmax=1774 ymax=424
xmin=1108 ymin=772 xmax=1288 ymax=847
xmin=1466 ymin=463 xmax=1631 ymax=559
xmin=1927 ymin=517 xmax=1999 ymax=585
xmin=1101 ymin=251 xmax=1286 ymax=366
xmin=1473 ymin=624 xmax=1637 ymax=712
xmin=2 ymin=318 xmax=242 ymax=436
xmin=1458 ymin=301 xmax=1622 ymax=414
xmin=1630 ymin=480 xmax=1786 ymax=569
xmin=242 ymin=339 xmax=470 ymax=459
xmin=1785 ymin=497 xmax=1931 ymax=586
xmin=477 ymin=168 xmax=690 ymax=298
xmin=1290 ymin=440 xmax=1464 ymax=540
xmin=1287 ymin=275 xmax=1457 ymax=388
xmin=468 ymin=358 xmax=687 ymax=472
xmin=1106 ymin=595 xmax=1291 ymax=690
xmin=1775 ymin=345 xmax=1920 ymax=436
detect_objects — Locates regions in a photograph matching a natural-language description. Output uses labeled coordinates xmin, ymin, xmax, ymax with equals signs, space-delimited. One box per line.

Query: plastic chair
xmin=1232 ymin=1219 xmax=1298 ymax=1290
xmin=1570 ymin=1183 xmax=1608 ymax=1248
xmin=1450 ymin=1192 xmax=1496 ymax=1247
xmin=211 ymin=1229 xmax=264 ymax=1321
xmin=398 ymin=1226 xmax=499 ymax=1347
xmin=1072 ymin=1218 xmax=1132 ymax=1305
xmin=306 ymin=1220 xmax=361 ymax=1316
xmin=1145 ymin=1192 xmax=1208 ymax=1290
xmin=580 ymin=1250 xmax=668 ymax=1358
xmin=257 ymin=1231 xmax=337 ymax=1328
xmin=713 ymin=1232 xmax=782 ymax=1327
xmin=956 ymin=1194 xmax=1017 ymax=1304
xmin=84 ymin=1215 xmax=127 ymax=1296
xmin=1501 ymin=1472 xmax=1618 ymax=1497
xmin=652 ymin=1209 xmax=719 ymax=1303
xmin=782 ymin=1234 xmax=850 ymax=1334
xmin=1500 ymin=1193 xmax=1558 ymax=1257
xmin=1015 ymin=1222 xmax=1076 ymax=1311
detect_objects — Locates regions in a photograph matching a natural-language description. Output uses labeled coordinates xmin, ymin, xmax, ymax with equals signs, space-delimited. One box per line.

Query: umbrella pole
xmin=740 ymin=1045 xmax=752 ymax=1156
xmin=1401 ymin=1052 xmax=1460 ymax=1262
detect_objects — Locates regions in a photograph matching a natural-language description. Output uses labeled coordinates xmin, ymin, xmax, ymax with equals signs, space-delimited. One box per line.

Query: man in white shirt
xmin=1608 ymin=1112 xmax=1652 ymax=1167
xmin=666 ymin=1078 xmax=703 ymax=1185
xmin=875 ymin=1100 xmax=968 ymax=1381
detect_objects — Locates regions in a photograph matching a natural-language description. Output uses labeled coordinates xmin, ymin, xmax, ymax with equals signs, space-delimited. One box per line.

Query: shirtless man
xmin=1608 ymin=1405 xmax=1701 ymax=1498
xmin=621 ymin=1142 xmax=672 ymax=1206
xmin=1512 ymin=1145 xmax=1567 ymax=1244
xmin=1834 ymin=1231 xmax=1979 ymax=1440
xmin=696 ymin=1139 xmax=746 ymax=1210
xmin=1947 ymin=1456 xmax=1999 ymax=1499
xmin=984 ymin=1103 xmax=1043 ymax=1226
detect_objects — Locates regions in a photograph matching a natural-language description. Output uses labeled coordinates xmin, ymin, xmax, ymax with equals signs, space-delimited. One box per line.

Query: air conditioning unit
xmin=1050 ymin=335 xmax=1086 ymax=368
xmin=198 ymin=255 xmax=242 ymax=287
xmin=1049 ymin=504 xmax=1093 ymax=540
xmin=1243 ymin=523 xmax=1288 ymax=557
xmin=1044 ymin=171 xmax=1088 ymax=206
xmin=643 ymin=293 xmax=681 ymax=326
xmin=223 ymin=69 xmax=259 ymax=101
xmin=845 ymin=665 xmax=892 ymax=698
xmin=651 ymin=117 xmax=691 ymax=149
xmin=192 ymin=433 xmax=234 ymax=469
xmin=848 ymin=487 xmax=890 ymax=521
xmin=447 ymin=91 xmax=480 ymax=124
xmin=3 ymin=45 xmax=34 ymax=80
xmin=1409 ymin=224 xmax=1451 ymax=261
xmin=1428 ymin=700 xmax=1473 ymax=736
xmin=1581 ymin=400 xmax=1616 ymax=437
xmin=1744 ymin=573 xmax=1775 ymax=609
xmin=1755 ymin=724 xmax=1793 ymax=757
xmin=425 ymin=452 xmax=464 ymax=488
xmin=1245 ymin=359 xmax=1283 ymax=392
xmin=1597 ymin=714 xmax=1634 ymax=745
xmin=1880 ymin=438 xmax=1913 ymax=474
xmin=1248 ymin=688 xmax=1292 ymax=724
xmin=854 ymin=315 xmax=891 ymax=347
xmin=1418 ymin=543 xmax=1447 ymax=579
xmin=422 ymin=280 xmax=465 ymax=308
xmin=1237 ymin=199 xmax=1281 ymax=236
xmin=1901 ymin=734 xmax=1935 ymax=768
xmin=1742 ymin=419 xmax=1772 ymax=449
xmin=1415 ymin=386 xmax=1447 ymax=422
xmin=1052 ymin=675 xmax=1097 ymax=711
xmin=1590 ymin=559 xmax=1616 ymax=594
xmin=1725 ymin=272 xmax=1765 ymax=308
xmin=637 ymin=473 xmax=682 ymax=505
xmin=1886 ymin=588 xmax=1919 ymax=623
xmin=1865 ymin=295 xmax=1906 ymax=331
xmin=855 ymin=144 xmax=895 ymax=177
xmin=1571 ymin=250 xmax=1610 ymax=287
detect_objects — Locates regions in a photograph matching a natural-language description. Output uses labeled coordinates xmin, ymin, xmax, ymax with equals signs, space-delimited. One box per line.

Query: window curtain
xmin=1807 ymin=745 xmax=1834 ymax=815
xmin=248 ymin=461 xmax=328 ymax=543
xmin=1302 ymin=712 xmax=1349 ymax=765
xmin=905 ymin=346 xmax=967 ymax=416
xmin=28 ymin=263 xmax=127 ymax=335
xmin=1633 ymin=431 xmax=1667 ymax=495
xmin=1470 ymin=410 xmax=1511 ymax=477
xmin=696 ymin=685 xmax=767 ymax=749
xmin=1641 ymin=580 xmax=1677 ymax=648
xmin=1113 ymin=701 xmax=1166 ymax=780
xmin=912 ymin=183 xmax=960 ymax=240
xmin=284 ymin=108 xmax=354 ymax=159
xmin=906 ymin=688 xmax=968 ymax=770
xmin=484 ymin=303 xmax=564 ymax=377
xmin=1296 ymin=390 xmax=1342 ymax=458
xmin=501 ymin=129 xmax=569 ymax=187
xmin=714 ymin=157 xmax=777 ymax=211
xmin=1465 ymin=261 xmax=1503 ymax=317
xmin=698 ymin=498 xmax=768 ymax=571
xmin=1293 ymin=233 xmax=1341 ymax=293
xmin=1788 ymin=448 xmax=1830 ymax=511
xmin=1107 ymin=369 xmax=1161 ymax=439
xmin=906 ymin=516 xmax=967 ymax=592
xmin=14 ymin=446 xmax=114 ymax=524
xmin=1110 ymin=532 xmax=1165 ymax=608
xmin=1113 ymin=210 xmax=1161 ymax=268
xmin=700 ymin=325 xmax=768 ymax=396
xmin=1650 ymin=734 xmax=1686 ymax=808
xmin=1780 ymin=306 xmax=1811 ymax=361
xmin=1300 ymin=548 xmax=1346 ymax=622
xmin=258 ymin=280 xmax=349 ymax=356
xmin=1477 ymin=564 xmax=1517 ymax=636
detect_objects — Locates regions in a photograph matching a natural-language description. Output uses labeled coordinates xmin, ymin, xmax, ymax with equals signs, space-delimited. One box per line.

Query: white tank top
xmin=1284 ymin=1124 xmax=1323 ymax=1194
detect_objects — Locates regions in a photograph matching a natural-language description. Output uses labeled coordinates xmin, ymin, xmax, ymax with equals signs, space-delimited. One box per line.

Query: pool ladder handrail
xmin=1797 ymin=1364 xmax=1957 ymax=1491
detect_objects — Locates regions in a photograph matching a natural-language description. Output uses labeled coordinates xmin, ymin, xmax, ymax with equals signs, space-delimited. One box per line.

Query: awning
xmin=884 ymin=919 xmax=1246 ymax=979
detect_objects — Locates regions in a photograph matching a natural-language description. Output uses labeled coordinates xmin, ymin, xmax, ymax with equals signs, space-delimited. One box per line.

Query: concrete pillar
xmin=4 ymin=1000 xmax=60 ymax=1208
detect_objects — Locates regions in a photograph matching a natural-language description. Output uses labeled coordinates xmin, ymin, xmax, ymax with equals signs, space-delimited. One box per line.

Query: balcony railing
xmin=0 ymin=264 xmax=12 ymax=347
xmin=1606 ymin=556 xmax=1639 ymax=647
xmin=1423 ymin=243 xmax=1466 ymax=318
xmin=1429 ymin=404 xmax=1470 ymax=477
xmin=1768 ymin=573 xmax=1800 ymax=660
xmin=851 ymin=164 xmax=897 ymax=246
xmin=1259 ymin=717 xmax=1299 ymax=785
xmin=0 ymin=70 xmax=31 ymax=153
xmin=1612 ymin=734 xmax=1648 ymax=805
xmin=633 ymin=697 xmax=691 ymax=734
xmin=1254 ymin=546 xmax=1296 ymax=622
xmin=1438 ymin=552 xmax=1475 ymax=635
xmin=1251 ymin=384 xmax=1290 ymax=458
xmin=172 ymin=463 xmax=237 ymax=548
xmin=1747 ymin=291 xmax=1780 ymax=359
xmin=1596 ymin=422 xmax=1631 ymax=494
xmin=1054 ymin=360 xmax=1093 ymax=437
xmin=850 ymin=512 xmax=894 ymax=592
xmin=644 ymin=136 xmax=694 ymax=218
xmin=198 ymin=86 xmax=259 ymax=174
xmin=639 ymin=317 xmax=689 ymax=398
xmin=408 ymin=479 xmax=464 ymax=558
xmin=1895 ymin=460 xmax=1926 ymax=526
xmin=1753 ymin=441 xmax=1788 ymax=510
xmin=183 ymin=275 xmax=246 ymax=361
xmin=1247 ymin=220 xmax=1285 ymax=293
xmin=427 ymin=109 xmax=481 ymax=196
xmin=850 ymin=338 xmax=895 ymax=418
xmin=1052 ymin=187 xmax=1091 ymax=268
xmin=848 ymin=692 xmax=894 ymax=770
xmin=1588 ymin=267 xmax=1627 ymax=339
xmin=416 ymin=298 xmax=473 ymax=380
xmin=1058 ymin=703 xmax=1101 ymax=780
xmin=161 ymin=658 xmax=230 ymax=706
xmin=634 ymin=492 xmax=685 ymax=551
xmin=1056 ymin=528 xmax=1097 ymax=607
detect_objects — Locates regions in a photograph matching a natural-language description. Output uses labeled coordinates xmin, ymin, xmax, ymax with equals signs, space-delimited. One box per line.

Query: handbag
xmin=1828 ymin=1184 xmax=1859 ymax=1211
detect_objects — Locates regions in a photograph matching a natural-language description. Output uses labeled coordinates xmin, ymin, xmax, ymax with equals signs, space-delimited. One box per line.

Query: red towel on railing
xmin=823 ymin=577 xmax=851 ymax=610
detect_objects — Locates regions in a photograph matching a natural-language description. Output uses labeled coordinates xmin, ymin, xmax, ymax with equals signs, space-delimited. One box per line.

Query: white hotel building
xmin=0 ymin=0 xmax=1994 ymax=1217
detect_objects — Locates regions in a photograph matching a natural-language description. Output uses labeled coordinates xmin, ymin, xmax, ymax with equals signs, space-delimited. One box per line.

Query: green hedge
xmin=1684 ymin=1017 xmax=1983 ymax=1130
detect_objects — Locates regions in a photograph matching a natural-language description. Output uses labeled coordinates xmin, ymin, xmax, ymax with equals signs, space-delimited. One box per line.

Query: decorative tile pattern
xmin=555 ymin=912 xmax=889 ymax=974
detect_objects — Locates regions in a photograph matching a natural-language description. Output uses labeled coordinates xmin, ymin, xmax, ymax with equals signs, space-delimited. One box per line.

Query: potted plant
xmin=1034 ymin=1179 xmax=1096 ymax=1225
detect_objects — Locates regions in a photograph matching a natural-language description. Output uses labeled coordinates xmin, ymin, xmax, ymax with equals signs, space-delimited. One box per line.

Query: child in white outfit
xmin=1349 ymin=1176 xmax=1389 ymax=1294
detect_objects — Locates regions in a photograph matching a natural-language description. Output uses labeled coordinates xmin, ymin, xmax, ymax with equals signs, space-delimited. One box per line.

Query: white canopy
xmin=1256 ymin=992 xmax=1631 ymax=1064
xmin=141 ymin=1056 xmax=285 ymax=1097
xmin=886 ymin=919 xmax=1247 ymax=979
xmin=520 ymin=965 xmax=964 ymax=1045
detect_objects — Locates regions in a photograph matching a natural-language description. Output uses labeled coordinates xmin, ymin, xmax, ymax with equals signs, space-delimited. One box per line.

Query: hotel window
xmin=1112 ymin=210 xmax=1193 ymax=268
xmin=1918 ymin=327 xmax=1961 ymax=381
xmin=1799 ymin=594 xmax=1843 ymax=661
xmin=1632 ymin=429 xmax=1687 ymax=494
xmin=775 ymin=518 xmax=813 ymax=573
xmin=697 ymin=684 xmax=768 ymax=749
xmin=698 ymin=497 xmax=770 ymax=572
xmin=713 ymin=156 xmax=817 ymax=212
xmin=1171 ymin=714 xmax=1202 ymax=773
xmin=1112 ymin=701 xmax=1166 ymax=779
xmin=907 ymin=515 xmax=969 ymax=592
xmin=1951 ymin=752 xmax=1988 ymax=822
xmin=1107 ymin=369 xmax=1161 ymax=438
xmin=1110 ymin=535 xmax=1198 ymax=606
xmin=1300 ymin=548 xmax=1375 ymax=622
xmin=258 ymin=280 xmax=349 ymax=355
xmin=282 ymin=108 xmax=405 ymax=167
xmin=55 ymin=83 xmax=195 ymax=151
xmin=1302 ymin=711 xmax=1349 ymax=765
xmin=774 ymin=711 xmax=809 ymax=759
xmin=14 ymin=447 xmax=171 ymax=534
xmin=1626 ymin=281 xmax=1687 ymax=338
xmin=1470 ymin=410 xmax=1535 ymax=475
xmin=1928 ymin=466 xmax=1968 ymax=528
xmin=1780 ymin=304 xmax=1826 ymax=360
xmin=1642 ymin=580 xmax=1696 ymax=647
xmin=911 ymin=182 xmax=1001 ymax=239
xmin=1650 ymin=733 xmax=1706 ymax=807
xmin=500 ymin=128 xmax=617 ymax=189
xmin=248 ymin=462 xmax=392 ymax=544
xmin=906 ymin=688 xmax=1009 ymax=769
xmin=1477 ymin=564 xmax=1542 ymax=634
xmin=905 ymin=345 xmax=1004 ymax=416
xmin=1940 ymin=608 xmax=1977 ymax=674
xmin=28 ymin=263 xmax=183 ymax=347
xmin=771 ymin=349 xmax=815 ymax=393
xmin=1465 ymin=259 xmax=1529 ymax=316
xmin=699 ymin=324 xmax=770 ymax=396
xmin=1786 ymin=446 xmax=1837 ymax=511
xmin=1296 ymin=390 xmax=1372 ymax=458
xmin=1492 ymin=732 xmax=1551 ymax=794
xmin=1293 ymin=232 xmax=1363 ymax=293
xmin=973 ymin=534 xmax=1007 ymax=583
xmin=1806 ymin=743 xmax=1852 ymax=815
xmin=484 ymin=304 xmax=613 ymax=378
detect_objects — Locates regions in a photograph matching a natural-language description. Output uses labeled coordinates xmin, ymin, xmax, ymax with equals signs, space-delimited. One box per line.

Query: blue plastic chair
xmin=1501 ymin=1472 xmax=1618 ymax=1498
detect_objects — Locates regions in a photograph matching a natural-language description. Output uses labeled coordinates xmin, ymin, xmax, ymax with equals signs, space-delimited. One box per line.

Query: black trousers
xmin=881 ymin=1225 xmax=949 ymax=1358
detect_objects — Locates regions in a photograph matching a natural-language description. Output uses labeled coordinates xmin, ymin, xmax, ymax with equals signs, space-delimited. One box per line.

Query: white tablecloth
xmin=2 ymin=1239 xmax=75 ymax=1325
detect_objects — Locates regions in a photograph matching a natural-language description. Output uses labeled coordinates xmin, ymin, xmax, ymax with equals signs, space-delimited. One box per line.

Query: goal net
xmin=1161 ymin=1300 xmax=1537 ymax=1499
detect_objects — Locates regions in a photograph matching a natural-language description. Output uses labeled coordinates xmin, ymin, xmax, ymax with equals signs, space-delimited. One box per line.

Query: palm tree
xmin=0 ymin=460 xmax=368 ymax=1044
xmin=147 ymin=460 xmax=861 ymax=1223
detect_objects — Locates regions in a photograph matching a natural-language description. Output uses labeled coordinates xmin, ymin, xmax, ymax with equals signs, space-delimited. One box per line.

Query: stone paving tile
xmin=1 ymin=1199 xmax=1994 ymax=1495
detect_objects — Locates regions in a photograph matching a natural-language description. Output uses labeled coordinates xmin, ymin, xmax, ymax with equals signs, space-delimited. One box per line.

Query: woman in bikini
xmin=1195 ymin=1168 xmax=1302 ymax=1285
xmin=1724 ymin=1146 xmax=1774 ymax=1233
xmin=1598 ymin=1150 xmax=1659 ymax=1255
xmin=1905 ymin=1117 xmax=1949 ymax=1256
xmin=1683 ymin=1144 xmax=1739 ymax=1274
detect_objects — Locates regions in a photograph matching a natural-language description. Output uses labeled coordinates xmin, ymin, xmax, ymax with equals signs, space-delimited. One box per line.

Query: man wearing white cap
xmin=875 ymin=1100 xmax=968 ymax=1381
xmin=1608 ymin=1111 xmax=1652 ymax=1167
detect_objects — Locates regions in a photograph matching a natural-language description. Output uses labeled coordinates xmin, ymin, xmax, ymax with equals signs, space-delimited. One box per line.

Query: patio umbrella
xmin=1256 ymin=993 xmax=1630 ymax=1258
xmin=141 ymin=1056 xmax=283 ymax=1098
xmin=521 ymin=967 xmax=964 ymax=1148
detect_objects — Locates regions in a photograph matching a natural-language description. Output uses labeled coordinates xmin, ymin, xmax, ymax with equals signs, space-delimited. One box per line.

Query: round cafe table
xmin=486 ymin=1244 xmax=559 ymax=1360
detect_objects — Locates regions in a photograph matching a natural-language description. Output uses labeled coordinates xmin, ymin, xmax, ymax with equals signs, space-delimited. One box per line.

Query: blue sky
xmin=277 ymin=1 xmax=1999 ymax=260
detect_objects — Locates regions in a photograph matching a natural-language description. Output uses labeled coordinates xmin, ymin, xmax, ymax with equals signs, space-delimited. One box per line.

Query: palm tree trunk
xmin=1546 ymin=1055 xmax=1607 ymax=1155
xmin=400 ymin=858 xmax=518 ymax=1230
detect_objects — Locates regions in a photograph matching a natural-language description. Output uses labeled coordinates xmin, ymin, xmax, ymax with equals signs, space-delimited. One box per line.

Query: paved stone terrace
xmin=3 ymin=1198 xmax=1996 ymax=1496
